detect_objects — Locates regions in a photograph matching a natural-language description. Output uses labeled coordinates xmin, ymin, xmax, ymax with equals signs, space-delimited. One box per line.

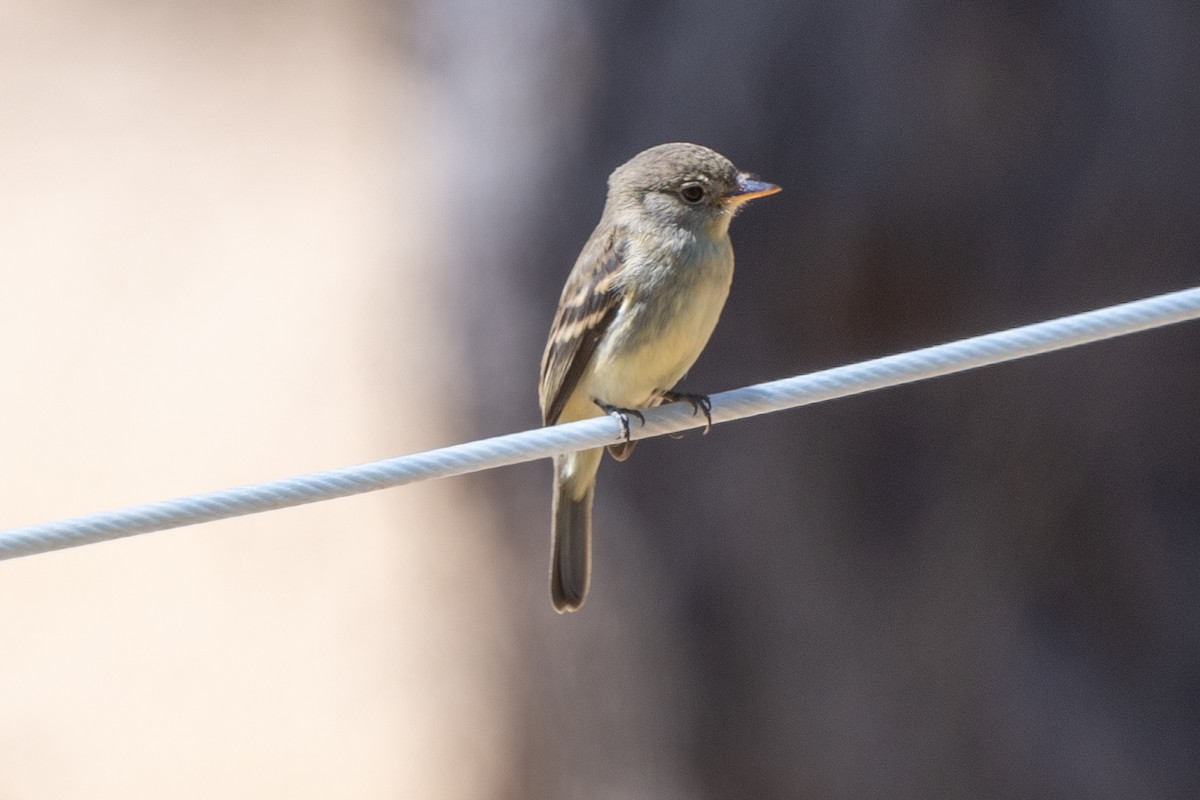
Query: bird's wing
xmin=540 ymin=227 xmax=627 ymax=426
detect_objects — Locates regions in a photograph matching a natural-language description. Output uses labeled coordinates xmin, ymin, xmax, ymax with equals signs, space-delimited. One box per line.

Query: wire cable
xmin=2 ymin=285 xmax=1198 ymax=562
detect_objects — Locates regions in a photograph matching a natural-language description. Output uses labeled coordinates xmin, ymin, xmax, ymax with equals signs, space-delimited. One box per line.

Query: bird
xmin=539 ymin=142 xmax=780 ymax=612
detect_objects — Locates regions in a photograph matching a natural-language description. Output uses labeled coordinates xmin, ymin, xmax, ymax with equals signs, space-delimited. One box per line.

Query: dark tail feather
xmin=550 ymin=477 xmax=593 ymax=613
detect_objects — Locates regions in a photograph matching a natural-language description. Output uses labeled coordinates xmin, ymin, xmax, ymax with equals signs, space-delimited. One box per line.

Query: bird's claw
xmin=595 ymin=401 xmax=645 ymax=443
xmin=660 ymin=391 xmax=713 ymax=434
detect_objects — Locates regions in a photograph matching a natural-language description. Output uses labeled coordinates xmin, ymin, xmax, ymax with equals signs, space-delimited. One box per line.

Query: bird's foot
xmin=595 ymin=401 xmax=645 ymax=444
xmin=660 ymin=390 xmax=713 ymax=434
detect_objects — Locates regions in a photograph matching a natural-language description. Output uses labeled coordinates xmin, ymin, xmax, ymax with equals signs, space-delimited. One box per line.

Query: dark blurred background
xmin=435 ymin=2 xmax=1200 ymax=798
xmin=3 ymin=0 xmax=1197 ymax=797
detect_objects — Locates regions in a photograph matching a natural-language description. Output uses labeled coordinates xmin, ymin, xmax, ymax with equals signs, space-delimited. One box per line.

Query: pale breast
xmin=582 ymin=235 xmax=733 ymax=408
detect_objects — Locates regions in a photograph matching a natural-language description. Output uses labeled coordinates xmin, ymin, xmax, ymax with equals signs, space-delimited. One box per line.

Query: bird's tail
xmin=550 ymin=449 xmax=601 ymax=612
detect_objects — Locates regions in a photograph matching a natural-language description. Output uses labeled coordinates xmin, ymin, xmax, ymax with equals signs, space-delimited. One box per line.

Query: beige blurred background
xmin=0 ymin=0 xmax=517 ymax=796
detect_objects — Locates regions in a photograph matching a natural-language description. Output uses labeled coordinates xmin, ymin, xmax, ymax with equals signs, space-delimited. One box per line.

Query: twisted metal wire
xmin=2 ymin=285 xmax=1197 ymax=561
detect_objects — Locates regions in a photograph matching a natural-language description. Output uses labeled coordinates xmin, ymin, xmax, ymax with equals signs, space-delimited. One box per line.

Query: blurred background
xmin=1 ymin=0 xmax=1197 ymax=797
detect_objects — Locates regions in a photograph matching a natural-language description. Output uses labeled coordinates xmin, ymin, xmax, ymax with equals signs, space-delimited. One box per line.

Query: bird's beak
xmin=726 ymin=173 xmax=782 ymax=205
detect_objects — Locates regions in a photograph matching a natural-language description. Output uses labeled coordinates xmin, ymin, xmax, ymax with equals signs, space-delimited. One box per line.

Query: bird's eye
xmin=679 ymin=183 xmax=706 ymax=204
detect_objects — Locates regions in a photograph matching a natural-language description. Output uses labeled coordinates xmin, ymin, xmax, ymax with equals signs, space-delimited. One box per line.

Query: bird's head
xmin=607 ymin=142 xmax=780 ymax=237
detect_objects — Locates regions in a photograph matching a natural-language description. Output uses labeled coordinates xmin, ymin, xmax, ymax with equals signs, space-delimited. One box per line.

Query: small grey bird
xmin=539 ymin=142 xmax=780 ymax=612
